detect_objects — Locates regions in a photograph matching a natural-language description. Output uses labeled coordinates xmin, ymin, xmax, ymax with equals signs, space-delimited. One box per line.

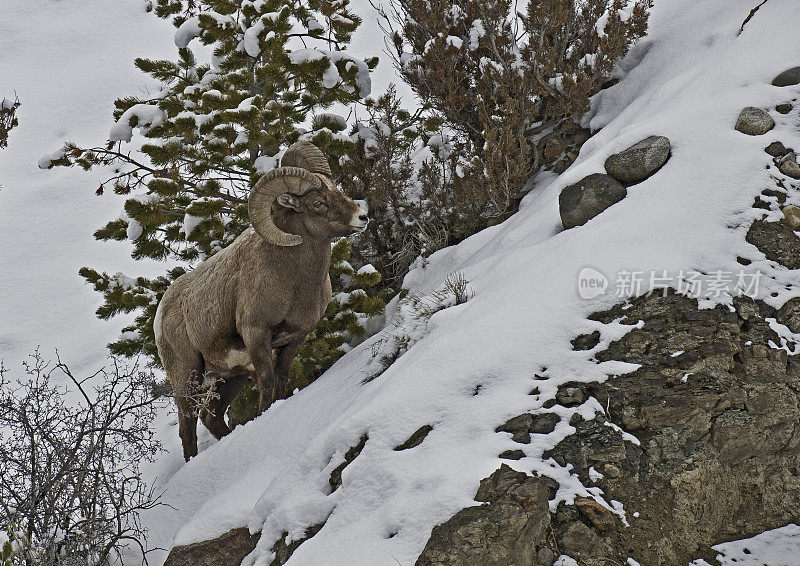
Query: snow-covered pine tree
xmin=40 ymin=0 xmax=379 ymax=366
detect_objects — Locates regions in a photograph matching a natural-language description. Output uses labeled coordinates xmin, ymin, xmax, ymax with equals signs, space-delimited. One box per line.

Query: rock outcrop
xmin=417 ymin=293 xmax=800 ymax=565
xmin=416 ymin=465 xmax=555 ymax=566
xmin=559 ymin=135 xmax=671 ymax=230
xmin=745 ymin=218 xmax=800 ymax=269
xmin=163 ymin=528 xmax=259 ymax=566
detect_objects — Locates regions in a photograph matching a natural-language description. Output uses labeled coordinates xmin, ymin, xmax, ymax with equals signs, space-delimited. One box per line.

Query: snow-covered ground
xmin=3 ymin=0 xmax=800 ymax=565
xmin=690 ymin=523 xmax=800 ymax=566
xmin=0 ymin=0 xmax=174 ymax=374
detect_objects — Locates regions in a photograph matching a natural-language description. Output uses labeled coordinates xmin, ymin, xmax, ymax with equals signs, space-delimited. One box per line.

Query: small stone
xmin=542 ymin=136 xmax=565 ymax=162
xmin=559 ymin=173 xmax=627 ymax=230
xmin=604 ymin=135 xmax=671 ymax=184
xmin=573 ymin=130 xmax=591 ymax=146
xmin=394 ymin=424 xmax=433 ymax=451
xmin=571 ymin=330 xmax=601 ymax=351
xmin=499 ymin=449 xmax=526 ymax=460
xmin=553 ymin=156 xmax=572 ymax=175
xmin=537 ymin=547 xmax=556 ymax=566
xmin=765 ymin=141 xmax=790 ymax=157
xmin=776 ymin=103 xmax=793 ymax=114
xmin=772 ymin=66 xmax=800 ymax=87
xmin=556 ymin=504 xmax=580 ymax=523
xmin=603 ymin=463 xmax=622 ymax=478
xmin=531 ymin=413 xmax=561 ymax=434
xmin=735 ymin=107 xmax=775 ymax=135
xmin=574 ymin=496 xmax=618 ymax=532
xmin=778 ymin=153 xmax=800 ymax=179
xmin=782 ymin=205 xmax=800 ymax=229
xmin=496 ymin=414 xmax=533 ymax=444
xmin=556 ymin=386 xmax=588 ymax=407
xmin=560 ymin=521 xmax=598 ymax=556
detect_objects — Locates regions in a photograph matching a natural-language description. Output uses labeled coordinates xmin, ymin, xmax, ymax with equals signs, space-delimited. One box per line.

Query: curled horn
xmin=248 ymin=167 xmax=321 ymax=246
xmin=281 ymin=141 xmax=332 ymax=178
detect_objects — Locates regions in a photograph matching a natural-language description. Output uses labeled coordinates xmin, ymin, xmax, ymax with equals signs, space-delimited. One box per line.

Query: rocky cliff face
xmin=416 ymin=292 xmax=800 ymax=565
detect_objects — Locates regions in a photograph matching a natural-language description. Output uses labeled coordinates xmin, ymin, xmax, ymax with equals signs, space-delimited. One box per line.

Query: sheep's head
xmin=248 ymin=142 xmax=368 ymax=246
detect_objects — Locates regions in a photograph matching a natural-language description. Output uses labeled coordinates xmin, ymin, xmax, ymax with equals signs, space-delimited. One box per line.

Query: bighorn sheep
xmin=154 ymin=142 xmax=368 ymax=461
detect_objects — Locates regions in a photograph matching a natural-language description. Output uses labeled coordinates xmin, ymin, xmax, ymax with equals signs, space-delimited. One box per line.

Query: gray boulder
xmin=778 ymin=152 xmax=800 ymax=179
xmin=782 ymin=205 xmax=800 ymax=229
xmin=772 ymin=66 xmax=800 ymax=87
xmin=604 ymin=135 xmax=671 ymax=184
xmin=765 ymin=141 xmax=790 ymax=157
xmin=559 ymin=174 xmax=627 ymax=230
xmin=735 ymin=107 xmax=774 ymax=135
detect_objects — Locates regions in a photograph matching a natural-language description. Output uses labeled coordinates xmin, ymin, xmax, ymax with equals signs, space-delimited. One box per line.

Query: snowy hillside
xmin=135 ymin=0 xmax=800 ymax=565
xmin=0 ymin=1 xmax=174 ymax=373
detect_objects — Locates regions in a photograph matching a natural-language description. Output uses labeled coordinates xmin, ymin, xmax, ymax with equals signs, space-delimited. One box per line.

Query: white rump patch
xmin=153 ymin=300 xmax=164 ymax=346
xmin=223 ymin=349 xmax=254 ymax=371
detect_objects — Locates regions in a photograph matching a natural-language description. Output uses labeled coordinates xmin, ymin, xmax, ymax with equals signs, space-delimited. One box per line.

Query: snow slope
xmin=0 ymin=0 xmax=175 ymax=374
xmin=138 ymin=1 xmax=800 ymax=565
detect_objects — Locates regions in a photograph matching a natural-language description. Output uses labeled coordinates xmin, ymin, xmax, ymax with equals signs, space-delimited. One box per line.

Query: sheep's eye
xmin=312 ymin=201 xmax=325 ymax=209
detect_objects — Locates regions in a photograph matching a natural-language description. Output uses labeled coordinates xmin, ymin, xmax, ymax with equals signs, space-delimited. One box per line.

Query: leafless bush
xmin=0 ymin=351 xmax=163 ymax=565
xmin=1 ymin=94 xmax=21 ymax=150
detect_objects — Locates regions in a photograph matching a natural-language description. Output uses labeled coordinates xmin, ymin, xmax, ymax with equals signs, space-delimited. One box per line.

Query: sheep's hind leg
xmin=169 ymin=359 xmax=203 ymax=461
xmin=200 ymin=372 xmax=249 ymax=439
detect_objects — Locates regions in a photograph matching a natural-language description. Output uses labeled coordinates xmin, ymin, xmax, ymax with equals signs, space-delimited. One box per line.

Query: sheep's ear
xmin=276 ymin=193 xmax=302 ymax=212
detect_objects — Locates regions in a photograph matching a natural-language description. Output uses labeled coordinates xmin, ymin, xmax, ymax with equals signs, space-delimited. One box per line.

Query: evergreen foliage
xmin=42 ymin=0 xmax=379 ymax=369
xmin=0 ymin=525 xmax=29 ymax=566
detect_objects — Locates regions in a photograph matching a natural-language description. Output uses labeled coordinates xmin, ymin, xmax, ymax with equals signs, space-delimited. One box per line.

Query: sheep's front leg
xmin=241 ymin=325 xmax=275 ymax=413
xmin=273 ymin=334 xmax=307 ymax=402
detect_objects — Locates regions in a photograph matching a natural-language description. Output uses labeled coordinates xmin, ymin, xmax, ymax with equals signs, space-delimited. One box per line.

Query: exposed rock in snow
xmin=603 ymin=136 xmax=671 ymax=185
xmin=416 ymin=465 xmax=553 ymax=566
xmin=765 ymin=140 xmax=790 ymax=157
xmin=163 ymin=527 xmax=258 ymax=566
xmin=559 ymin=173 xmax=627 ymax=229
xmin=778 ymin=152 xmax=800 ymax=179
xmin=771 ymin=66 xmax=800 ymax=87
xmin=782 ymin=204 xmax=800 ymax=228
xmin=734 ymin=106 xmax=775 ymax=135
xmin=538 ymin=293 xmax=800 ymax=565
xmin=746 ymin=219 xmax=800 ymax=269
